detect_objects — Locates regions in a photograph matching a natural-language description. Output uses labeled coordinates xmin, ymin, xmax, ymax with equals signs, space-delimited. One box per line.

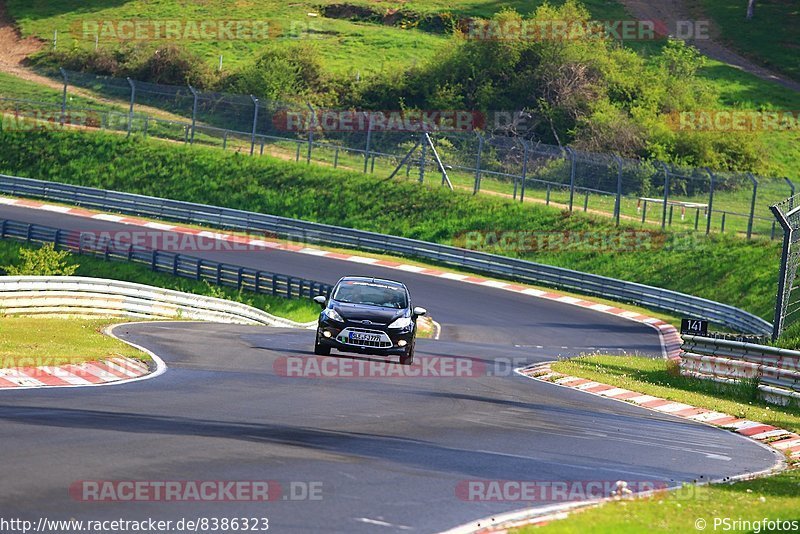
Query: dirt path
xmin=620 ymin=0 xmax=800 ymax=92
xmin=0 ymin=1 xmax=193 ymax=121
xmin=0 ymin=0 xmax=51 ymax=85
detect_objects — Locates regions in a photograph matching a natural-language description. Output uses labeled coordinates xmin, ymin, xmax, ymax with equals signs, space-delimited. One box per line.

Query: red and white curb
xmin=0 ymin=323 xmax=167 ymax=391
xmin=519 ymin=362 xmax=800 ymax=462
xmin=0 ymin=195 xmax=682 ymax=359
xmin=0 ymin=356 xmax=150 ymax=390
xmin=441 ymin=363 xmax=795 ymax=533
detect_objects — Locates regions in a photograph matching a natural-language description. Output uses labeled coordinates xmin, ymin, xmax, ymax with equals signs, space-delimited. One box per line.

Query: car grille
xmin=337 ymin=327 xmax=393 ymax=348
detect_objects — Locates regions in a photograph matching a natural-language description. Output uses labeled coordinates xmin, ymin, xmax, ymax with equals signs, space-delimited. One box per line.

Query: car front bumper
xmin=316 ymin=320 xmax=414 ymax=356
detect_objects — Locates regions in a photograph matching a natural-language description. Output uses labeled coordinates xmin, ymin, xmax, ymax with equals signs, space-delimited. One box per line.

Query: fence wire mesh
xmin=771 ymin=195 xmax=800 ymax=339
xmin=0 ymin=67 xmax=794 ymax=240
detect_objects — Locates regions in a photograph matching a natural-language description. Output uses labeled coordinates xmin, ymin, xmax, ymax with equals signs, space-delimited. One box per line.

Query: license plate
xmin=350 ymin=332 xmax=381 ymax=343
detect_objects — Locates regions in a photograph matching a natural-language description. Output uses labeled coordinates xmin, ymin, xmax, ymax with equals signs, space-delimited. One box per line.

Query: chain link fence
xmin=770 ymin=195 xmax=800 ymax=338
xmin=0 ymin=67 xmax=795 ymax=240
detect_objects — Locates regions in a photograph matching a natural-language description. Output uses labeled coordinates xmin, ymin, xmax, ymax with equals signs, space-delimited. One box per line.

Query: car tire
xmin=399 ymin=341 xmax=415 ymax=366
xmin=314 ymin=338 xmax=331 ymax=356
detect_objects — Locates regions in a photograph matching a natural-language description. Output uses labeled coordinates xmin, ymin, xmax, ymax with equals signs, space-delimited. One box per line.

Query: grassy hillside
xmin=0 ymin=128 xmax=781 ymax=323
xmin=698 ymin=0 xmax=800 ymax=83
xmin=5 ymin=0 xmax=799 ymax=181
xmin=6 ymin=0 xmax=626 ymax=74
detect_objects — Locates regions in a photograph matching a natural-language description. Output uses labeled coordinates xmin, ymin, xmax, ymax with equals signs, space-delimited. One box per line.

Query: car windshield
xmin=333 ymin=281 xmax=408 ymax=309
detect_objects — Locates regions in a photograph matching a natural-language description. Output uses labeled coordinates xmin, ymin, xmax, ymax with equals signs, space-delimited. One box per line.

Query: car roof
xmin=336 ymin=276 xmax=407 ymax=289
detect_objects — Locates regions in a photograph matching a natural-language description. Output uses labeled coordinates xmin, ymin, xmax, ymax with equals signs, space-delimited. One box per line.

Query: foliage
xmin=30 ymin=44 xmax=216 ymax=88
xmin=217 ymin=44 xmax=338 ymax=106
xmin=3 ymin=243 xmax=78 ymax=276
xmin=21 ymin=1 xmax=769 ymax=173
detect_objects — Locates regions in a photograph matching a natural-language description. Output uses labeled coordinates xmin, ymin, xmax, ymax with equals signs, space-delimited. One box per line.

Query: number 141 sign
xmin=681 ymin=318 xmax=708 ymax=336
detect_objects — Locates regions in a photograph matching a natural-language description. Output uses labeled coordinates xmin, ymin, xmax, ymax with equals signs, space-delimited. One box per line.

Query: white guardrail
xmin=0 ymin=276 xmax=315 ymax=329
xmin=680 ymin=334 xmax=800 ymax=405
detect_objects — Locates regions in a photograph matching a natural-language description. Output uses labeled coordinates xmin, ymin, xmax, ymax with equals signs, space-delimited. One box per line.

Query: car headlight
xmin=322 ymin=308 xmax=344 ymax=322
xmin=388 ymin=316 xmax=413 ymax=329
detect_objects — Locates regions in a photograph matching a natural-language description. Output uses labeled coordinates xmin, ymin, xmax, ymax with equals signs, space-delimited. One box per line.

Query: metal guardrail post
xmin=387 ymin=139 xmax=421 ymax=181
xmin=306 ymin=103 xmax=314 ymax=164
xmin=786 ymin=177 xmax=796 ymax=199
xmin=473 ymin=133 xmax=484 ymax=194
xmin=613 ymin=155 xmax=622 ymax=226
xmin=126 ymin=78 xmax=135 ymax=137
xmin=657 ymin=161 xmax=669 ymax=230
xmin=423 ymin=133 xmax=452 ymax=190
xmin=418 ymin=132 xmax=427 ymax=183
xmin=747 ymin=173 xmax=758 ymax=240
xmin=188 ymin=85 xmax=198 ymax=144
xmin=520 ymin=141 xmax=529 ymax=203
xmin=705 ymin=168 xmax=715 ymax=235
xmin=250 ymin=95 xmax=259 ymax=156
xmin=59 ymin=68 xmax=68 ymax=126
xmin=566 ymin=147 xmax=576 ymax=212
xmin=363 ymin=112 xmax=373 ymax=174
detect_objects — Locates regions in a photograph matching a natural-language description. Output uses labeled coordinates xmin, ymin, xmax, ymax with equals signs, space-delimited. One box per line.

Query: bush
xmin=218 ymin=44 xmax=336 ymax=105
xmin=130 ymin=45 xmax=215 ymax=87
xmin=3 ymin=243 xmax=79 ymax=276
xmin=29 ymin=43 xmax=217 ymax=89
xmin=354 ymin=4 xmax=767 ymax=172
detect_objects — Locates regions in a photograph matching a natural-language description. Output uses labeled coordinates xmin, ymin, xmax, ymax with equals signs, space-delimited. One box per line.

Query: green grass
xmin=522 ymin=354 xmax=800 ymax=533
xmin=694 ymin=58 xmax=800 ymax=180
xmin=0 ymin=128 xmax=783 ymax=327
xmin=0 ymin=238 xmax=320 ymax=323
xmin=517 ymin=468 xmax=800 ymax=534
xmin=550 ymin=355 xmax=800 ymax=433
xmin=5 ymin=0 xmax=626 ymax=75
xmin=4 ymin=0 xmax=800 ymax=185
xmin=0 ymin=71 xmax=125 ymax=114
xmin=0 ymin=315 xmax=146 ymax=367
xmin=697 ymin=0 xmax=800 ymax=83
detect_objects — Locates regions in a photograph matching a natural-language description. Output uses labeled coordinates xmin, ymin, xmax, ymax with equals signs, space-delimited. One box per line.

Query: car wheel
xmin=314 ymin=337 xmax=331 ymax=356
xmin=399 ymin=341 xmax=415 ymax=366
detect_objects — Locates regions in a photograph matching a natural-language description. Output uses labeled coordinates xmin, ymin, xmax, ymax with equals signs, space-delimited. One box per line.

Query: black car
xmin=313 ymin=276 xmax=427 ymax=365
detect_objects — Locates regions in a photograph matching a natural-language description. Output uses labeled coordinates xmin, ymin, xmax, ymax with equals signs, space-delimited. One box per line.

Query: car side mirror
xmin=413 ymin=307 xmax=427 ymax=317
xmin=313 ymin=295 xmax=327 ymax=307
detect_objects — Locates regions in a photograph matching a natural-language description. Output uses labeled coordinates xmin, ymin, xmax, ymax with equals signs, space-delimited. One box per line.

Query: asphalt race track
xmin=0 ymin=205 xmax=781 ymax=533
